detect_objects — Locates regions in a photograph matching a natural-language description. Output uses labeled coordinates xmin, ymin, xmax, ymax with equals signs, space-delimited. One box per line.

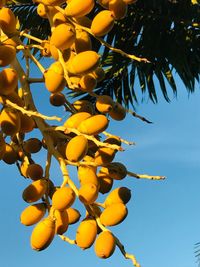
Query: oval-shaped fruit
xmin=22 ymin=179 xmax=48 ymax=203
xmin=78 ymin=182 xmax=98 ymax=204
xmin=91 ymin=67 xmax=105 ymax=82
xmin=72 ymin=100 xmax=94 ymax=114
xmin=0 ymin=7 xmax=16 ymax=34
xmin=52 ymin=11 xmax=67 ymax=27
xmin=0 ymin=43 xmax=16 ymax=67
xmin=37 ymin=3 xmax=48 ymax=18
xmin=79 ymin=74 xmax=97 ymax=92
xmin=104 ymin=187 xmax=131 ymax=207
xmin=52 ymin=187 xmax=76 ymax=211
xmin=65 ymin=135 xmax=88 ymax=162
xmin=95 ymin=231 xmax=116 ymax=258
xmin=109 ymin=0 xmax=127 ymax=20
xmin=64 ymin=112 xmax=91 ymax=129
xmin=26 ymin=163 xmax=44 ymax=181
xmin=20 ymin=203 xmax=46 ymax=226
xmin=100 ymin=162 xmax=127 ymax=180
xmin=54 ymin=209 xmax=69 ymax=235
xmin=94 ymin=147 xmax=116 ymax=165
xmin=76 ymin=218 xmax=97 ymax=249
xmin=49 ymin=92 xmax=65 ymax=106
xmin=30 ymin=217 xmax=55 ymax=251
xmin=98 ymin=172 xmax=113 ymax=194
xmin=73 ymin=29 xmax=92 ymax=54
xmin=67 ymin=207 xmax=81 ymax=224
xmin=91 ymin=10 xmax=115 ymax=37
xmin=50 ymin=23 xmax=76 ymax=51
xmin=20 ymin=114 xmax=35 ymax=133
xmin=23 ymin=138 xmax=42 ymax=154
xmin=100 ymin=203 xmax=128 ymax=226
xmin=77 ymin=114 xmax=109 ymax=135
xmin=67 ymin=50 xmax=100 ymax=75
xmin=3 ymin=143 xmax=18 ymax=164
xmin=0 ymin=68 xmax=18 ymax=95
xmin=109 ymin=102 xmax=126 ymax=120
xmin=65 ymin=0 xmax=95 ymax=17
xmin=78 ymin=165 xmax=99 ymax=186
xmin=0 ymin=108 xmax=21 ymax=136
xmin=96 ymin=95 xmax=114 ymax=113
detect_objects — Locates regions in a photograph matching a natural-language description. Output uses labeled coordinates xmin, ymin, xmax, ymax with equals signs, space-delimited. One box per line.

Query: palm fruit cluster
xmin=0 ymin=1 xmax=154 ymax=266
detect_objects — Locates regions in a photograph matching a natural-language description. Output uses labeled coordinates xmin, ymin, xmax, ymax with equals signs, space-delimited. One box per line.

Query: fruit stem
xmin=126 ymin=109 xmax=153 ymax=124
xmin=127 ymin=171 xmax=166 ymax=180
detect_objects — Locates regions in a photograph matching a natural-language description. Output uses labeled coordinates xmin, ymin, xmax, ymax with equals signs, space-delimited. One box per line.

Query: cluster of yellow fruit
xmin=0 ymin=1 xmax=144 ymax=266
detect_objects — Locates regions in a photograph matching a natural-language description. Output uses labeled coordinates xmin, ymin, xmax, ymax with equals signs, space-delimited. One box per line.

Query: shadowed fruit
xmin=96 ymin=95 xmax=114 ymax=113
xmin=104 ymin=187 xmax=131 ymax=207
xmin=100 ymin=203 xmax=128 ymax=226
xmin=94 ymin=147 xmax=116 ymax=165
xmin=0 ymin=43 xmax=16 ymax=67
xmin=50 ymin=23 xmax=76 ymax=51
xmin=0 ymin=7 xmax=16 ymax=34
xmin=23 ymin=138 xmax=42 ymax=154
xmin=100 ymin=162 xmax=127 ymax=180
xmin=76 ymin=218 xmax=97 ymax=249
xmin=98 ymin=172 xmax=113 ymax=194
xmin=109 ymin=102 xmax=126 ymax=120
xmin=2 ymin=143 xmax=18 ymax=164
xmin=78 ymin=182 xmax=98 ymax=204
xmin=109 ymin=0 xmax=127 ymax=20
xmin=20 ymin=203 xmax=46 ymax=226
xmin=30 ymin=217 xmax=55 ymax=251
xmin=52 ymin=187 xmax=76 ymax=211
xmin=94 ymin=231 xmax=116 ymax=258
xmin=67 ymin=207 xmax=81 ymax=224
xmin=91 ymin=67 xmax=105 ymax=82
xmin=22 ymin=179 xmax=48 ymax=203
xmin=49 ymin=92 xmax=65 ymax=106
xmin=26 ymin=163 xmax=44 ymax=181
xmin=77 ymin=114 xmax=109 ymax=135
xmin=65 ymin=0 xmax=95 ymax=17
xmin=0 ymin=68 xmax=18 ymax=95
xmin=79 ymin=74 xmax=97 ymax=92
xmin=72 ymin=100 xmax=94 ymax=114
xmin=0 ymin=134 xmax=6 ymax=160
xmin=54 ymin=209 xmax=69 ymax=235
xmin=65 ymin=135 xmax=88 ymax=162
xmin=20 ymin=114 xmax=35 ymax=133
xmin=72 ymin=29 xmax=92 ymax=53
xmin=0 ymin=108 xmax=21 ymax=136
xmin=91 ymin=10 xmax=115 ymax=36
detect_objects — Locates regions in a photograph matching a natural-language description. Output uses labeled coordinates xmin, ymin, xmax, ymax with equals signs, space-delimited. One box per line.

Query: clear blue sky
xmin=0 ymin=62 xmax=200 ymax=267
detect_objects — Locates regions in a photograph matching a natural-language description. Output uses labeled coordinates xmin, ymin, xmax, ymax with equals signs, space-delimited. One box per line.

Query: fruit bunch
xmin=0 ymin=1 xmax=163 ymax=266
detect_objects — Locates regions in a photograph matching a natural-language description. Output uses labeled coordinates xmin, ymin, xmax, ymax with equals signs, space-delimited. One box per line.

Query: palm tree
xmin=11 ymin=0 xmax=200 ymax=107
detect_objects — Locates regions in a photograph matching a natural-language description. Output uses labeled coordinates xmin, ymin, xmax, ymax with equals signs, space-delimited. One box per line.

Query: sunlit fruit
xmin=91 ymin=10 xmax=115 ymax=36
xmin=2 ymin=143 xmax=18 ymax=164
xmin=67 ymin=207 xmax=81 ymax=224
xmin=78 ymin=165 xmax=99 ymax=187
xmin=104 ymin=187 xmax=131 ymax=207
xmin=30 ymin=217 xmax=55 ymax=251
xmin=96 ymin=95 xmax=114 ymax=113
xmin=22 ymin=179 xmax=48 ymax=203
xmin=72 ymin=100 xmax=94 ymax=114
xmin=78 ymin=182 xmax=98 ymax=204
xmin=94 ymin=231 xmax=116 ymax=258
xmin=54 ymin=209 xmax=69 ymax=235
xmin=52 ymin=187 xmax=76 ymax=211
xmin=76 ymin=218 xmax=97 ymax=249
xmin=0 ymin=108 xmax=21 ymax=136
xmin=20 ymin=203 xmax=46 ymax=226
xmin=94 ymin=146 xmax=116 ymax=165
xmin=100 ymin=203 xmax=128 ymax=226
xmin=64 ymin=112 xmax=91 ymax=129
xmin=65 ymin=0 xmax=95 ymax=18
xmin=65 ymin=135 xmax=88 ymax=162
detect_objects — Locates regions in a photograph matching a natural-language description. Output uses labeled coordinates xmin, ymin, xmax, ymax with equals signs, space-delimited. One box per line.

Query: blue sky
xmin=0 ymin=64 xmax=200 ymax=267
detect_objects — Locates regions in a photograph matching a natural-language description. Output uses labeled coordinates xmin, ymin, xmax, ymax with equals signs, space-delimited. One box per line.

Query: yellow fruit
xmin=109 ymin=0 xmax=127 ymax=20
xmin=26 ymin=163 xmax=44 ymax=181
xmin=78 ymin=182 xmax=98 ymax=204
xmin=100 ymin=162 xmax=127 ymax=180
xmin=64 ymin=112 xmax=91 ymax=129
xmin=37 ymin=3 xmax=48 ymax=18
xmin=19 ymin=114 xmax=35 ymax=133
xmin=22 ymin=179 xmax=48 ymax=203
xmin=44 ymin=61 xmax=66 ymax=93
xmin=50 ymin=23 xmax=76 ymax=51
xmin=72 ymin=29 xmax=92 ymax=54
xmin=79 ymin=73 xmax=97 ymax=92
xmin=0 ymin=7 xmax=16 ymax=34
xmin=94 ymin=231 xmax=116 ymax=258
xmin=54 ymin=209 xmax=69 ymax=235
xmin=109 ymin=102 xmax=126 ymax=120
xmin=20 ymin=203 xmax=46 ymax=226
xmin=65 ymin=135 xmax=88 ymax=162
xmin=98 ymin=172 xmax=113 ymax=194
xmin=73 ymin=16 xmax=92 ymax=27
xmin=104 ymin=186 xmax=131 ymax=207
xmin=76 ymin=218 xmax=97 ymax=249
xmin=52 ymin=11 xmax=68 ymax=27
xmin=91 ymin=10 xmax=115 ymax=37
xmin=100 ymin=203 xmax=128 ymax=226
xmin=0 ymin=108 xmax=21 ymax=136
xmin=96 ymin=95 xmax=114 ymax=113
xmin=0 ymin=134 xmax=6 ymax=160
xmin=78 ymin=165 xmax=99 ymax=186
xmin=72 ymin=100 xmax=94 ymax=114
xmin=94 ymin=147 xmax=116 ymax=165
xmin=40 ymin=40 xmax=51 ymax=57
xmin=2 ymin=143 xmax=18 ymax=164
xmin=91 ymin=67 xmax=105 ymax=82
xmin=67 ymin=207 xmax=81 ymax=224
xmin=0 ymin=42 xmax=16 ymax=67
xmin=0 ymin=68 xmax=18 ymax=95
xmin=77 ymin=114 xmax=109 ymax=135
xmin=0 ymin=92 xmax=24 ymax=107
xmin=52 ymin=187 xmax=76 ymax=211
xmin=30 ymin=217 xmax=55 ymax=251
xmin=65 ymin=0 xmax=95 ymax=18
xmin=67 ymin=50 xmax=100 ymax=75
xmin=23 ymin=138 xmax=42 ymax=154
